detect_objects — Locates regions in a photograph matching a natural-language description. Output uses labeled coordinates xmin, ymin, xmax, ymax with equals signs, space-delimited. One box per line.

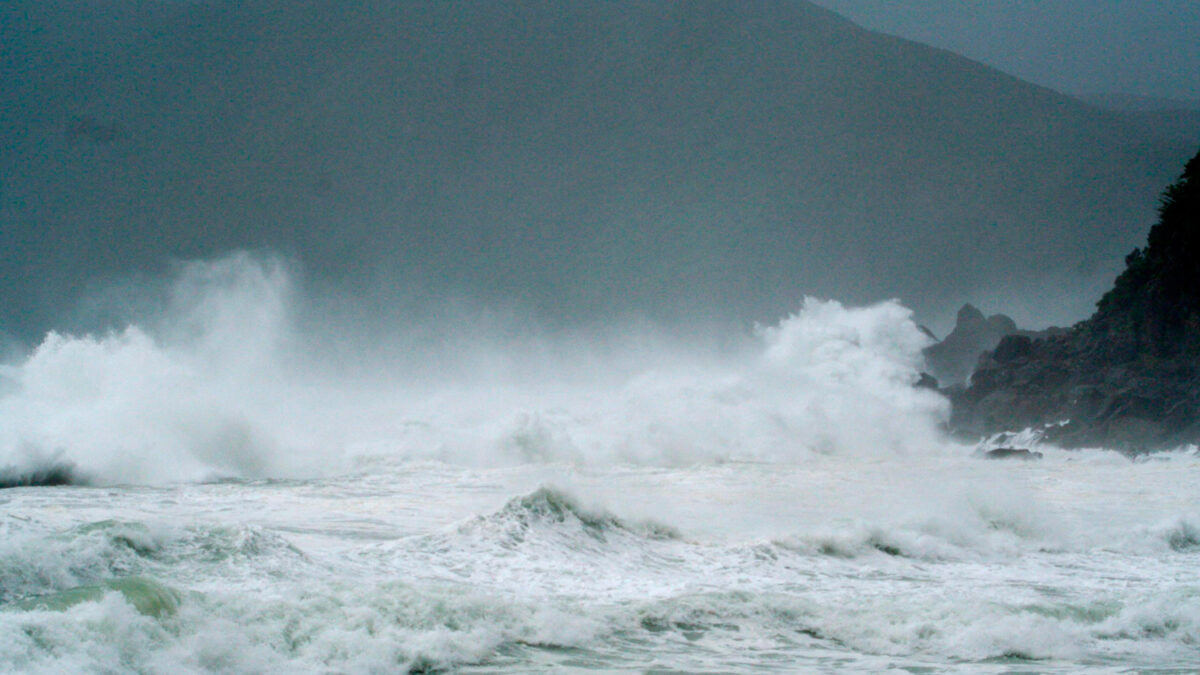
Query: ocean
xmin=1 ymin=255 xmax=1197 ymax=673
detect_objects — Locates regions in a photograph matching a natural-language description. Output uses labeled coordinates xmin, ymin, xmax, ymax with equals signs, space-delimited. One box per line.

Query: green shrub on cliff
xmin=1093 ymin=149 xmax=1200 ymax=359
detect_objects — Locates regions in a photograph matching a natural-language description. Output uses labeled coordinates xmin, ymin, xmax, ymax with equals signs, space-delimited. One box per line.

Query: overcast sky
xmin=810 ymin=0 xmax=1200 ymax=101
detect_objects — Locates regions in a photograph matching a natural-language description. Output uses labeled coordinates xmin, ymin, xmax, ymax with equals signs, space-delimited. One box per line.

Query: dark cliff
xmin=950 ymin=149 xmax=1200 ymax=451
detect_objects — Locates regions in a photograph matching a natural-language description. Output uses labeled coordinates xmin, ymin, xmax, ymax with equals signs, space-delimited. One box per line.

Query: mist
xmin=0 ymin=252 xmax=948 ymax=485
xmin=2 ymin=0 xmax=1195 ymax=341
xmin=7 ymin=8 xmax=1200 ymax=672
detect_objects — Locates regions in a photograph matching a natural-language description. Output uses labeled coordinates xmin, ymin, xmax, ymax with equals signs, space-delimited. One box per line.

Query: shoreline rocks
xmin=940 ymin=148 xmax=1200 ymax=453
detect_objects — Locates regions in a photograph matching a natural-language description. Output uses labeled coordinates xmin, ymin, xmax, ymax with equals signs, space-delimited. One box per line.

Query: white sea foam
xmin=3 ymin=253 xmax=1198 ymax=672
xmin=0 ymin=253 xmax=950 ymax=485
xmin=4 ymin=465 xmax=1199 ymax=673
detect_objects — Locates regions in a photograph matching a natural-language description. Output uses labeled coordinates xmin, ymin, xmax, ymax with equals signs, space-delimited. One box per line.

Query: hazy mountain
xmin=1076 ymin=94 xmax=1200 ymax=149
xmin=1078 ymin=93 xmax=1200 ymax=113
xmin=2 ymin=0 xmax=1194 ymax=337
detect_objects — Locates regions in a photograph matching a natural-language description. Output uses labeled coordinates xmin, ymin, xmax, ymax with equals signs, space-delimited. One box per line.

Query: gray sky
xmin=810 ymin=0 xmax=1200 ymax=100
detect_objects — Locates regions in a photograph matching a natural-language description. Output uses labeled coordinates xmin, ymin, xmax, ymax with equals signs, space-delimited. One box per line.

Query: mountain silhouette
xmin=1 ymin=0 xmax=1193 ymax=335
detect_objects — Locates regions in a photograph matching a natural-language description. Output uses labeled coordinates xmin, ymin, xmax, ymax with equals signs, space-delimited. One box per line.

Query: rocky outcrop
xmin=949 ymin=149 xmax=1200 ymax=452
xmin=949 ymin=330 xmax=1200 ymax=450
xmin=923 ymin=304 xmax=1019 ymax=386
xmin=980 ymin=448 xmax=1043 ymax=460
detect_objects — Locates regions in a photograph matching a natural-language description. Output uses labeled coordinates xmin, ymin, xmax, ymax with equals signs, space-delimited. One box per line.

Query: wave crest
xmin=461 ymin=486 xmax=681 ymax=546
xmin=2 ymin=254 xmax=952 ymax=484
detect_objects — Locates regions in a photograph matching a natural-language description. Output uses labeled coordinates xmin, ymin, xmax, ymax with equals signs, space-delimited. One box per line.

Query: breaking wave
xmin=0 ymin=460 xmax=82 ymax=488
xmin=4 ymin=476 xmax=1200 ymax=673
xmin=0 ymin=252 xmax=950 ymax=485
xmin=460 ymin=486 xmax=682 ymax=545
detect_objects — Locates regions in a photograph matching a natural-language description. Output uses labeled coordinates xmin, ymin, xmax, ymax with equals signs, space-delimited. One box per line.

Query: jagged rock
xmin=915 ymin=372 xmax=940 ymax=390
xmin=980 ymin=448 xmax=1043 ymax=460
xmin=923 ymin=304 xmax=1022 ymax=386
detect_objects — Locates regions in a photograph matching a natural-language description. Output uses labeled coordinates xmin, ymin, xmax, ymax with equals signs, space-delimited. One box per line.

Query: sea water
xmin=1 ymin=255 xmax=1197 ymax=673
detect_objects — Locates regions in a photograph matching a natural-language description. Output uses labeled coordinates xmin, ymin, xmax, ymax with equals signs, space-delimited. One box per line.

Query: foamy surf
xmin=2 ymin=255 xmax=1197 ymax=672
xmin=3 ymin=461 xmax=1199 ymax=673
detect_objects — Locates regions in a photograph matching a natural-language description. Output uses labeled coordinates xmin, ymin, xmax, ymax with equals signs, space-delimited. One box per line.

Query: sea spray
xmin=0 ymin=253 xmax=953 ymax=485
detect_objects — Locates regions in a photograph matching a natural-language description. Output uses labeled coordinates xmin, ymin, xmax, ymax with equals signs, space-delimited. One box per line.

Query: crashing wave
xmin=7 ymin=576 xmax=181 ymax=619
xmin=0 ymin=254 xmax=955 ymax=484
xmin=0 ymin=460 xmax=85 ymax=488
xmin=461 ymin=486 xmax=680 ymax=545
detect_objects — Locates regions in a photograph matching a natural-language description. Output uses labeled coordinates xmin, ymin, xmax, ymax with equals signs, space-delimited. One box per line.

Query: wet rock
xmin=915 ymin=372 xmax=940 ymax=390
xmin=980 ymin=448 xmax=1043 ymax=460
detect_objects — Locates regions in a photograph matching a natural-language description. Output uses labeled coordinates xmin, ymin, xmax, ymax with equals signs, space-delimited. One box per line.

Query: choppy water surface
xmin=3 ymin=452 xmax=1199 ymax=674
xmin=1 ymin=257 xmax=1197 ymax=672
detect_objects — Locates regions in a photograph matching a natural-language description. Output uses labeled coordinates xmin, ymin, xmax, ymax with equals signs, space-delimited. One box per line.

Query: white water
xmin=1 ymin=255 xmax=1197 ymax=673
